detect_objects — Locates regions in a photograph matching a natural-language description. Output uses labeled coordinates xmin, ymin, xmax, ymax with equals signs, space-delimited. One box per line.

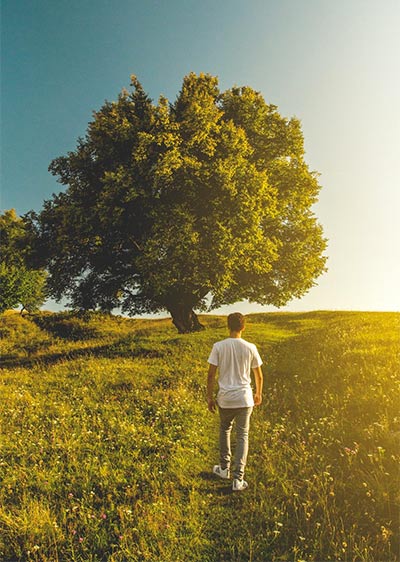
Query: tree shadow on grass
xmin=0 ymin=337 xmax=169 ymax=370
xmin=30 ymin=313 xmax=99 ymax=341
xmin=198 ymin=471 xmax=235 ymax=496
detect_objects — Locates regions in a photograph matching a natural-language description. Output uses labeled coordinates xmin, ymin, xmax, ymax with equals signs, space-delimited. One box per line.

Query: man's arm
xmin=207 ymin=364 xmax=218 ymax=412
xmin=252 ymin=366 xmax=263 ymax=406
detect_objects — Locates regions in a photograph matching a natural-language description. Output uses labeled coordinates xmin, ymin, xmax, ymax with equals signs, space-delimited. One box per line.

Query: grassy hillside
xmin=0 ymin=310 xmax=399 ymax=562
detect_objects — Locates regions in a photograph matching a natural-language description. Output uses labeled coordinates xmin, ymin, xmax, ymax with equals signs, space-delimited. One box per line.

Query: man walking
xmin=207 ymin=312 xmax=263 ymax=491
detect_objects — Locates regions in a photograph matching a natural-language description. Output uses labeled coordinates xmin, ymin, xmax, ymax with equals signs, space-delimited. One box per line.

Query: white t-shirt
xmin=207 ymin=338 xmax=263 ymax=408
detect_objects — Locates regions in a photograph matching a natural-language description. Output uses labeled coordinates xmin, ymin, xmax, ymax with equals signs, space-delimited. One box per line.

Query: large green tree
xmin=28 ymin=73 xmax=327 ymax=332
xmin=0 ymin=209 xmax=47 ymax=314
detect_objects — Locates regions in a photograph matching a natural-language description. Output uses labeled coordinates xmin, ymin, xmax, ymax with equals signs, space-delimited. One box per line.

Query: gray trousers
xmin=219 ymin=406 xmax=253 ymax=480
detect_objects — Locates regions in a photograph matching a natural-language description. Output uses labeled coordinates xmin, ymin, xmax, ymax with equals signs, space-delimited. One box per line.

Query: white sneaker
xmin=232 ymin=478 xmax=248 ymax=491
xmin=213 ymin=465 xmax=230 ymax=479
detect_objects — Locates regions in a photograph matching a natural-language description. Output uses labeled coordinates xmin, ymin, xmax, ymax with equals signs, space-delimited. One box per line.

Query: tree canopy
xmin=0 ymin=209 xmax=47 ymax=314
xmin=28 ymin=73 xmax=327 ymax=332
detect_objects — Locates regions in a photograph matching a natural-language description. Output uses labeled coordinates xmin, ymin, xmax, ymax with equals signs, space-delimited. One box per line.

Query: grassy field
xmin=0 ymin=310 xmax=399 ymax=562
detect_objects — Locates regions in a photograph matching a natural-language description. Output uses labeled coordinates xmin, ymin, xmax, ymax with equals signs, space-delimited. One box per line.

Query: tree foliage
xmin=28 ymin=73 xmax=327 ymax=332
xmin=0 ymin=209 xmax=47 ymax=314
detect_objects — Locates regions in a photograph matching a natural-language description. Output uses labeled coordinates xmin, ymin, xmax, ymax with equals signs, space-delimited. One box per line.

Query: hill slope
xmin=0 ymin=311 xmax=399 ymax=561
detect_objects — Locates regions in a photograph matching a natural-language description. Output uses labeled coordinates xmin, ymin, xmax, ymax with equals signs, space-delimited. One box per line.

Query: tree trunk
xmin=168 ymin=305 xmax=205 ymax=334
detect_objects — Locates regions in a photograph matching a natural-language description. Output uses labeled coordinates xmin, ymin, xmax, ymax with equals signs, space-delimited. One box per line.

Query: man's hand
xmin=207 ymin=397 xmax=217 ymax=413
xmin=254 ymin=393 xmax=262 ymax=406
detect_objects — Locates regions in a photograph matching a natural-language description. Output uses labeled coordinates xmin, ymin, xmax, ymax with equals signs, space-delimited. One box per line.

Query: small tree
xmin=28 ymin=73 xmax=327 ymax=332
xmin=0 ymin=209 xmax=47 ymax=314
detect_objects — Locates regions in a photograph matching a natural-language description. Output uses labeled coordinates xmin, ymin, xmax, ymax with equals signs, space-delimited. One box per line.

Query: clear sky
xmin=1 ymin=0 xmax=399 ymax=314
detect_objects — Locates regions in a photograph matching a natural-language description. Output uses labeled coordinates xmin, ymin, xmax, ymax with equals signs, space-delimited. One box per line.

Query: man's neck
xmin=229 ymin=331 xmax=242 ymax=338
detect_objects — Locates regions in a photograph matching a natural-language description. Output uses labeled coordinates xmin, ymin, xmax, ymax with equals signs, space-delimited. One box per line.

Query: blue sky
xmin=1 ymin=0 xmax=399 ymax=313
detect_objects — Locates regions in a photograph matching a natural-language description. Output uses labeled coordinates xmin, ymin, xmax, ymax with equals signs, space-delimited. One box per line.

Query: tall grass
xmin=0 ymin=311 xmax=398 ymax=561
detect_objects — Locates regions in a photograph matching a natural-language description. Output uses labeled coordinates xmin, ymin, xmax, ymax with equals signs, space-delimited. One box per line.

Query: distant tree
xmin=0 ymin=209 xmax=47 ymax=313
xmin=28 ymin=73 xmax=327 ymax=332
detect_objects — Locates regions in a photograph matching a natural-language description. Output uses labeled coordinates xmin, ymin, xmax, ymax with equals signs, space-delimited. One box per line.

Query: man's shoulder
xmin=213 ymin=338 xmax=231 ymax=347
xmin=240 ymin=338 xmax=258 ymax=350
xmin=215 ymin=338 xmax=258 ymax=353
xmin=213 ymin=338 xmax=258 ymax=352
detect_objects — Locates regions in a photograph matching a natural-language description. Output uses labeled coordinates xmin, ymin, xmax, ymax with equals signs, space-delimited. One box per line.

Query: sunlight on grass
xmin=0 ymin=311 xmax=399 ymax=561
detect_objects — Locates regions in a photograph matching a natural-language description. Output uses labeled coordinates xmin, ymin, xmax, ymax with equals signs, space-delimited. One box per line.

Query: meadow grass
xmin=0 ymin=310 xmax=399 ymax=561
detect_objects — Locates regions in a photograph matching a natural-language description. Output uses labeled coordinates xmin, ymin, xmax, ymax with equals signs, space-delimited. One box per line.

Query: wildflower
xmin=79 ymin=537 xmax=84 ymax=543
xmin=101 ymin=513 xmax=107 ymax=519
xmin=381 ymin=526 xmax=392 ymax=541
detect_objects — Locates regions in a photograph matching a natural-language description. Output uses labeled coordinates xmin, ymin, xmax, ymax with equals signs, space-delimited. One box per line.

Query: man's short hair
xmin=227 ymin=312 xmax=246 ymax=332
